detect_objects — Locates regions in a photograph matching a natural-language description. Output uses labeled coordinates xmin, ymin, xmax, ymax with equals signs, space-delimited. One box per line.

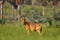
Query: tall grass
xmin=0 ymin=23 xmax=60 ymax=40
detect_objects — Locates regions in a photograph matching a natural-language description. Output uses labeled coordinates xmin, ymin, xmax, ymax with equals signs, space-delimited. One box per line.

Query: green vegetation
xmin=0 ymin=23 xmax=60 ymax=40
xmin=0 ymin=1 xmax=60 ymax=40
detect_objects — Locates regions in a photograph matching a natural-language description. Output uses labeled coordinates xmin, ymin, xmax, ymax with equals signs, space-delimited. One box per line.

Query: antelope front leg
xmin=25 ymin=25 xmax=30 ymax=35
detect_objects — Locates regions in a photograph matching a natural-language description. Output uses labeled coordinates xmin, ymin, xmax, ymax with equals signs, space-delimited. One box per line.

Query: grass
xmin=0 ymin=2 xmax=60 ymax=40
xmin=0 ymin=22 xmax=60 ymax=40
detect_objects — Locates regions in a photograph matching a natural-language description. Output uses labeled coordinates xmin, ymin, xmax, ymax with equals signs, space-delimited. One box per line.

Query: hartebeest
xmin=21 ymin=17 xmax=42 ymax=35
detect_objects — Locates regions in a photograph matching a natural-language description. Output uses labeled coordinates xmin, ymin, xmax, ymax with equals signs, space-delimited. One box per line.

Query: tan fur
xmin=21 ymin=18 xmax=42 ymax=35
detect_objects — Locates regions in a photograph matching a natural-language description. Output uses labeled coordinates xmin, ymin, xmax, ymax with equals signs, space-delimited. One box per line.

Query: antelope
xmin=21 ymin=17 xmax=43 ymax=35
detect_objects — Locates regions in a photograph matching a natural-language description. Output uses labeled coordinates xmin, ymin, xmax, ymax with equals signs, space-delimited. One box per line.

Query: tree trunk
xmin=42 ymin=6 xmax=45 ymax=17
xmin=52 ymin=6 xmax=55 ymax=27
xmin=12 ymin=5 xmax=15 ymax=19
xmin=17 ymin=5 xmax=21 ymax=21
xmin=31 ymin=0 xmax=34 ymax=8
xmin=1 ymin=3 xmax=5 ymax=20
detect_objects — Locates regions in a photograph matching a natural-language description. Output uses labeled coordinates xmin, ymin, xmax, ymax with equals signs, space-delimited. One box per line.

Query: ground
xmin=0 ymin=22 xmax=60 ymax=40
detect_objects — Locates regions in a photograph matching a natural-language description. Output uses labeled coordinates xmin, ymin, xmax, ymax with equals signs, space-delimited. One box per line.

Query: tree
xmin=31 ymin=0 xmax=35 ymax=8
xmin=0 ymin=0 xmax=5 ymax=23
xmin=50 ymin=0 xmax=59 ymax=27
xmin=7 ymin=0 xmax=24 ymax=21
xmin=41 ymin=0 xmax=48 ymax=17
